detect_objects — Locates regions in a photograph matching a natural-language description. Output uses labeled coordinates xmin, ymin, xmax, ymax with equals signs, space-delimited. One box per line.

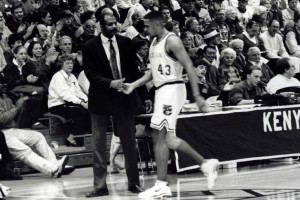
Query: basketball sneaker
xmin=201 ymin=159 xmax=219 ymax=190
xmin=0 ymin=184 xmax=11 ymax=198
xmin=138 ymin=180 xmax=172 ymax=198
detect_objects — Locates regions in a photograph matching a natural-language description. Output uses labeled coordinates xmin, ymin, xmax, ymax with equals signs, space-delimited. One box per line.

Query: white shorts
xmin=150 ymin=83 xmax=186 ymax=133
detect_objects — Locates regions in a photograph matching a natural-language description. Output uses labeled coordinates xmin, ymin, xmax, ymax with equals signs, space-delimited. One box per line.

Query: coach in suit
xmin=82 ymin=13 xmax=150 ymax=198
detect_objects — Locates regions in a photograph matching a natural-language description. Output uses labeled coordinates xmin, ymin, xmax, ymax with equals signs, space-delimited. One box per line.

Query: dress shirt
xmin=48 ymin=70 xmax=88 ymax=108
xmin=100 ymin=34 xmax=122 ymax=78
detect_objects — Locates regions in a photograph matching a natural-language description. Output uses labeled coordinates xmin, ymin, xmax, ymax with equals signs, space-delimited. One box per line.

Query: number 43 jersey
xmin=149 ymin=32 xmax=184 ymax=88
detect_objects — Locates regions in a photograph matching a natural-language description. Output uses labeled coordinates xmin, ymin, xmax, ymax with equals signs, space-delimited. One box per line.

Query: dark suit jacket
xmin=82 ymin=34 xmax=148 ymax=114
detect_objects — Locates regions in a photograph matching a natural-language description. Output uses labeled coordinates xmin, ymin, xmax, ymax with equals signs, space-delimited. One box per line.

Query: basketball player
xmin=123 ymin=11 xmax=219 ymax=199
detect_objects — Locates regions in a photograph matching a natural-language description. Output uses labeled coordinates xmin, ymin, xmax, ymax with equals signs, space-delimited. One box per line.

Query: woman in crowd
xmin=48 ymin=54 xmax=90 ymax=147
xmin=3 ymin=45 xmax=27 ymax=89
xmin=23 ymin=41 xmax=56 ymax=112
xmin=218 ymin=48 xmax=241 ymax=90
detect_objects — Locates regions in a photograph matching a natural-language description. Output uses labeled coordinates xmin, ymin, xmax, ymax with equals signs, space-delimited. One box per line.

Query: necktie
xmin=109 ymin=39 xmax=121 ymax=79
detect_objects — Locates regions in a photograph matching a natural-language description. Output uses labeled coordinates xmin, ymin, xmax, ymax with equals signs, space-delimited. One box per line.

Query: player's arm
xmin=166 ymin=35 xmax=207 ymax=110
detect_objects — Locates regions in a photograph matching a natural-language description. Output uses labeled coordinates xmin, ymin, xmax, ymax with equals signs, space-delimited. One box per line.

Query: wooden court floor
xmin=2 ymin=160 xmax=300 ymax=200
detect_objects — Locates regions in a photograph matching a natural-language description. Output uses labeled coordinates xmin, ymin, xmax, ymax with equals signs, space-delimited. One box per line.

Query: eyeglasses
xmin=86 ymin=25 xmax=96 ymax=29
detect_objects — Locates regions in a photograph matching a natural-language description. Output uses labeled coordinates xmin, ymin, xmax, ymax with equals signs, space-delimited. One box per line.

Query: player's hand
xmin=110 ymin=78 xmax=126 ymax=90
xmin=122 ymin=83 xmax=135 ymax=94
xmin=195 ymin=96 xmax=208 ymax=113
xmin=145 ymin=100 xmax=152 ymax=113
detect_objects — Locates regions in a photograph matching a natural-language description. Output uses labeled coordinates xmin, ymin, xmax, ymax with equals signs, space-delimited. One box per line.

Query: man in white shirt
xmin=260 ymin=19 xmax=300 ymax=72
xmin=266 ymin=57 xmax=300 ymax=93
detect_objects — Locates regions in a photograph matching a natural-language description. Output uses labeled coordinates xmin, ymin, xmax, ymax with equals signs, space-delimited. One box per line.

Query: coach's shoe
xmin=138 ymin=180 xmax=172 ymax=199
xmin=201 ymin=159 xmax=219 ymax=190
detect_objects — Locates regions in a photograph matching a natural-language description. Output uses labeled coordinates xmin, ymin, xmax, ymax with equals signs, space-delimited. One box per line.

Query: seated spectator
xmin=165 ymin=20 xmax=180 ymax=36
xmin=266 ymin=57 xmax=300 ymax=93
xmin=24 ymin=24 xmax=52 ymax=53
xmin=4 ymin=33 xmax=23 ymax=65
xmin=185 ymin=17 xmax=204 ymax=48
xmin=131 ymin=19 xmax=150 ymax=47
xmin=0 ymin=11 xmax=12 ymax=50
xmin=229 ymin=39 xmax=247 ymax=75
xmin=218 ymin=48 xmax=241 ymax=91
xmin=172 ymin=0 xmax=199 ymax=29
xmin=199 ymin=46 xmax=221 ymax=94
xmin=161 ymin=5 xmax=172 ymax=23
xmin=236 ymin=20 xmax=267 ymax=57
xmin=206 ymin=9 xmax=231 ymax=44
xmin=48 ymin=54 xmax=91 ymax=147
xmin=180 ymin=31 xmax=198 ymax=59
xmin=284 ymin=15 xmax=300 ymax=58
xmin=123 ymin=11 xmax=142 ymax=39
xmin=134 ymin=40 xmax=149 ymax=73
xmin=282 ymin=0 xmax=299 ymax=27
xmin=56 ymin=10 xmax=78 ymax=41
xmin=186 ymin=59 xmax=221 ymax=101
xmin=0 ymin=84 xmax=69 ymax=178
xmin=267 ymin=0 xmax=284 ymax=29
xmin=236 ymin=0 xmax=254 ymax=29
xmin=194 ymin=0 xmax=211 ymax=27
xmin=0 ymin=130 xmax=22 ymax=180
xmin=229 ymin=65 xmax=266 ymax=105
xmin=198 ymin=28 xmax=222 ymax=66
xmin=245 ymin=47 xmax=274 ymax=86
xmin=3 ymin=45 xmax=27 ymax=89
xmin=22 ymin=41 xmax=57 ymax=112
xmin=122 ymin=0 xmax=153 ymax=31
xmin=261 ymin=19 xmax=300 ymax=72
xmin=225 ymin=7 xmax=244 ymax=37
xmin=53 ymin=36 xmax=83 ymax=77
xmin=252 ymin=6 xmax=269 ymax=32
xmin=74 ymin=10 xmax=96 ymax=39
xmin=75 ymin=16 xmax=96 ymax=51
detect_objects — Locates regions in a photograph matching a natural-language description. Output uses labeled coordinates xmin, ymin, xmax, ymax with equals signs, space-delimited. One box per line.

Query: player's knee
xmin=165 ymin=134 xmax=182 ymax=150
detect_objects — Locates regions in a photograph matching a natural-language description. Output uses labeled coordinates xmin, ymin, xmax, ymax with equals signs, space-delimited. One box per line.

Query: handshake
xmin=110 ymin=78 xmax=133 ymax=94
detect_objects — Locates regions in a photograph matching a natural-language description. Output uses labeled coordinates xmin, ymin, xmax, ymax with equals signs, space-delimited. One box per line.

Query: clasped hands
xmin=110 ymin=78 xmax=132 ymax=93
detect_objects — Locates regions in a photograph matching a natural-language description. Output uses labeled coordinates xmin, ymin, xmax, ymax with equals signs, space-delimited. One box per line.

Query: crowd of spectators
xmin=1 ymin=0 xmax=300 ymax=181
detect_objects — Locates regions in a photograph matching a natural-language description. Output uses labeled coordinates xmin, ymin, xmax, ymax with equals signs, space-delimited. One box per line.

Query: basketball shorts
xmin=150 ymin=83 xmax=186 ymax=133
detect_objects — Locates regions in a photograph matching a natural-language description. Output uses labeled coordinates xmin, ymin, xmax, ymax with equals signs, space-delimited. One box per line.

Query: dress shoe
xmin=128 ymin=185 xmax=144 ymax=193
xmin=86 ymin=188 xmax=109 ymax=198
xmin=62 ymin=165 xmax=75 ymax=175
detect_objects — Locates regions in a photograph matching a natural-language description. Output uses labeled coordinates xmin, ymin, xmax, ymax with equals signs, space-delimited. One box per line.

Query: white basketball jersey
xmin=149 ymin=32 xmax=184 ymax=87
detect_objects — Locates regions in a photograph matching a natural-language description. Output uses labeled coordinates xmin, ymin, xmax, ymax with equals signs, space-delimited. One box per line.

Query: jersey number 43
xmin=158 ymin=64 xmax=171 ymax=75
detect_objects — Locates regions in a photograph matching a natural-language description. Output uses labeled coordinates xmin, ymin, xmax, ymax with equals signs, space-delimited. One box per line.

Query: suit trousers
xmin=91 ymin=106 xmax=139 ymax=189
